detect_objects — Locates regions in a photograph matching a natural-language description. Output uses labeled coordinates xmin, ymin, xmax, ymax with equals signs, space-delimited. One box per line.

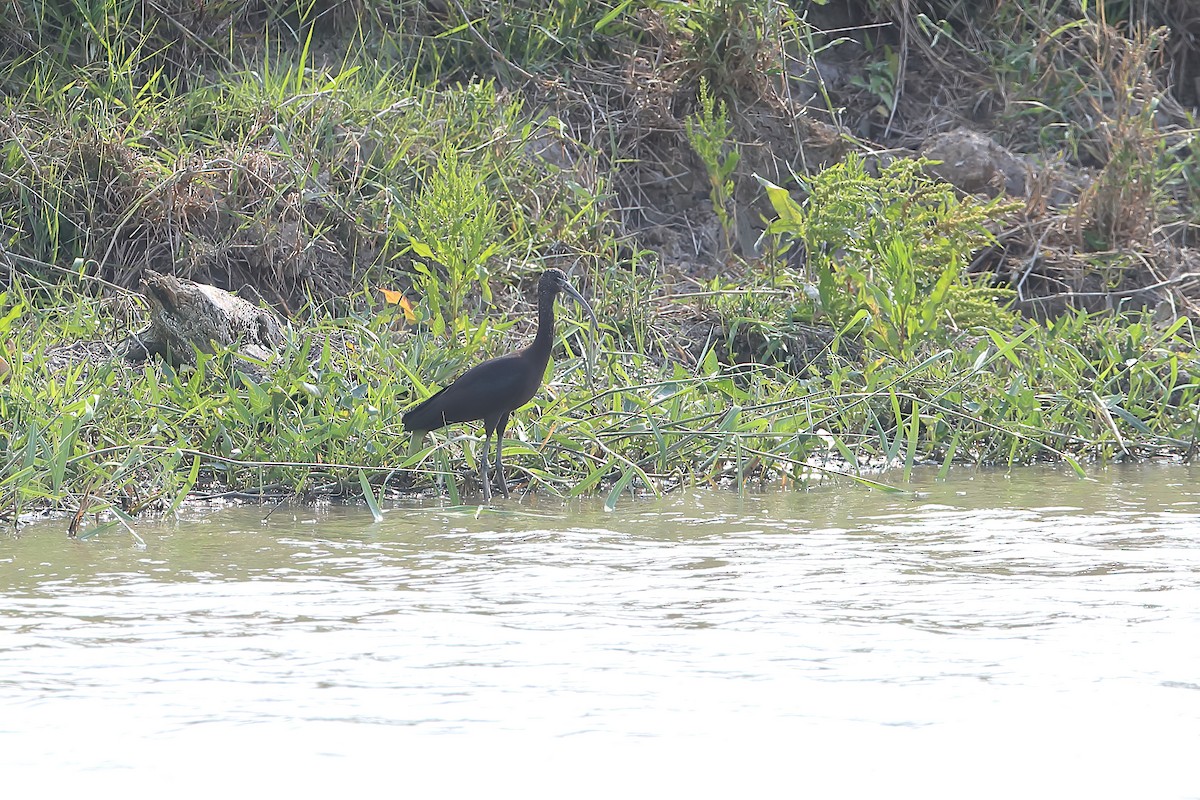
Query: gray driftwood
xmin=119 ymin=270 xmax=286 ymax=367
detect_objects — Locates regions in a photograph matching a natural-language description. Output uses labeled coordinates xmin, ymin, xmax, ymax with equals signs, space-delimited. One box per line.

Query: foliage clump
xmin=761 ymin=156 xmax=1019 ymax=357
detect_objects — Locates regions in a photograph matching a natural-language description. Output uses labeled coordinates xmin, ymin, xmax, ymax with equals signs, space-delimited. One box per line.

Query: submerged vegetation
xmin=2 ymin=1 xmax=1200 ymax=529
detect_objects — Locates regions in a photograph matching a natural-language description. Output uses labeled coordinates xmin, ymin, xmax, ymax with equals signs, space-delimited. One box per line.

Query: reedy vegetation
xmin=1 ymin=1 xmax=1199 ymax=529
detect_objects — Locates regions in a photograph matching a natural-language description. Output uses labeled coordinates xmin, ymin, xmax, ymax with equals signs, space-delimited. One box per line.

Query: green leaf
xmin=570 ymin=454 xmax=615 ymax=497
xmin=410 ymin=240 xmax=436 ymax=260
xmin=359 ymin=469 xmax=384 ymax=523
xmin=903 ymin=400 xmax=919 ymax=482
xmin=755 ymin=174 xmax=803 ymax=225
xmin=0 ymin=297 xmax=23 ymax=334
xmin=593 ymin=0 xmax=632 ymax=33
xmin=166 ymin=454 xmax=202 ymax=516
xmin=604 ymin=465 xmax=635 ymax=512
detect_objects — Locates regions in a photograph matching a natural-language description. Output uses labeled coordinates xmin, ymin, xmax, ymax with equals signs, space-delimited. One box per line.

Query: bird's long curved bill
xmin=560 ymin=280 xmax=599 ymax=386
xmin=560 ymin=281 xmax=598 ymax=334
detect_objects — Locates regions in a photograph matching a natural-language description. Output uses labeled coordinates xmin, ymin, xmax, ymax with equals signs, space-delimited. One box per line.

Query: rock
xmin=921 ymin=128 xmax=1029 ymax=196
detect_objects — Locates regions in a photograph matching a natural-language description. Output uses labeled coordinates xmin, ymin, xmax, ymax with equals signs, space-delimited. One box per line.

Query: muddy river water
xmin=2 ymin=465 xmax=1199 ymax=796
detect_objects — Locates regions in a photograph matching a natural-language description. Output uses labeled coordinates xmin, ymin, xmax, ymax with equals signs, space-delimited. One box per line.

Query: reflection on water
xmin=2 ymin=465 xmax=1200 ymax=795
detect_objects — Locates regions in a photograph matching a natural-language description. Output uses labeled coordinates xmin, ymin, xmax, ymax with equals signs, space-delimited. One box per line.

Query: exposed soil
xmin=4 ymin=2 xmax=1200 ymax=328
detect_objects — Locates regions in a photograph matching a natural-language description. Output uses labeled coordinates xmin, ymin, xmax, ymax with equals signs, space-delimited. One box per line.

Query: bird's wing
xmin=401 ymin=384 xmax=448 ymax=431
xmin=402 ymin=355 xmax=530 ymax=431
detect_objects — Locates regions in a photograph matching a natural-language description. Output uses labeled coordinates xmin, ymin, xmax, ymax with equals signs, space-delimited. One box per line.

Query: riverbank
xmin=2 ymin=2 xmax=1199 ymax=523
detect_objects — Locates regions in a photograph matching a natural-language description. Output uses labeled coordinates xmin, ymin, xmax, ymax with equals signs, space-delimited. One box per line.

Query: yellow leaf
xmin=398 ymin=295 xmax=416 ymax=324
xmin=378 ymin=287 xmax=417 ymax=324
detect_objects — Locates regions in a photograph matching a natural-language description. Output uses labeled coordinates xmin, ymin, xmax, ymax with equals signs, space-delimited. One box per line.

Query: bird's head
xmin=540 ymin=268 xmax=598 ymax=331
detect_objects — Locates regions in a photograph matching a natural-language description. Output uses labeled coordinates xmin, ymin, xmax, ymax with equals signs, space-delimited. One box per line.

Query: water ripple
xmin=2 ymin=464 xmax=1200 ymax=793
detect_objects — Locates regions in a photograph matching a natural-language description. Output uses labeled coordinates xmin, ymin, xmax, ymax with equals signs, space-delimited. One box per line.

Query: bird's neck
xmin=526 ymin=294 xmax=556 ymax=365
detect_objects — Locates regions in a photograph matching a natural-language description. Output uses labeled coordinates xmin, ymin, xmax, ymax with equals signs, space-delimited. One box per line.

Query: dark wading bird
xmin=402 ymin=268 xmax=598 ymax=501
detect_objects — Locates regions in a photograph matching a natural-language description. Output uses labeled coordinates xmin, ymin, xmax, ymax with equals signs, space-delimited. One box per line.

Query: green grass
xmin=3 ymin=263 xmax=1198 ymax=524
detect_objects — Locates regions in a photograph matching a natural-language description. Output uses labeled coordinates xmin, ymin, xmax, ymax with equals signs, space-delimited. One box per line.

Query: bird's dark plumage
xmin=403 ymin=268 xmax=597 ymax=501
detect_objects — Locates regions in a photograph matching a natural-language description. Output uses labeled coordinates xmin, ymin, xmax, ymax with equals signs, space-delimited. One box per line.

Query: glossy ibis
xmin=403 ymin=268 xmax=598 ymax=501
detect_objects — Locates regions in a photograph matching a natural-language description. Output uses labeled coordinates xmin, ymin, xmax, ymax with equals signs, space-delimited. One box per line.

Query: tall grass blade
xmin=604 ymin=465 xmax=635 ymax=512
xmin=359 ymin=469 xmax=384 ymax=522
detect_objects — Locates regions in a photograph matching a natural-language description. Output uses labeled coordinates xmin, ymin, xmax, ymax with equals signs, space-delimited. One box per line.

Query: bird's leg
xmin=494 ymin=412 xmax=510 ymax=497
xmin=479 ymin=425 xmax=493 ymax=503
